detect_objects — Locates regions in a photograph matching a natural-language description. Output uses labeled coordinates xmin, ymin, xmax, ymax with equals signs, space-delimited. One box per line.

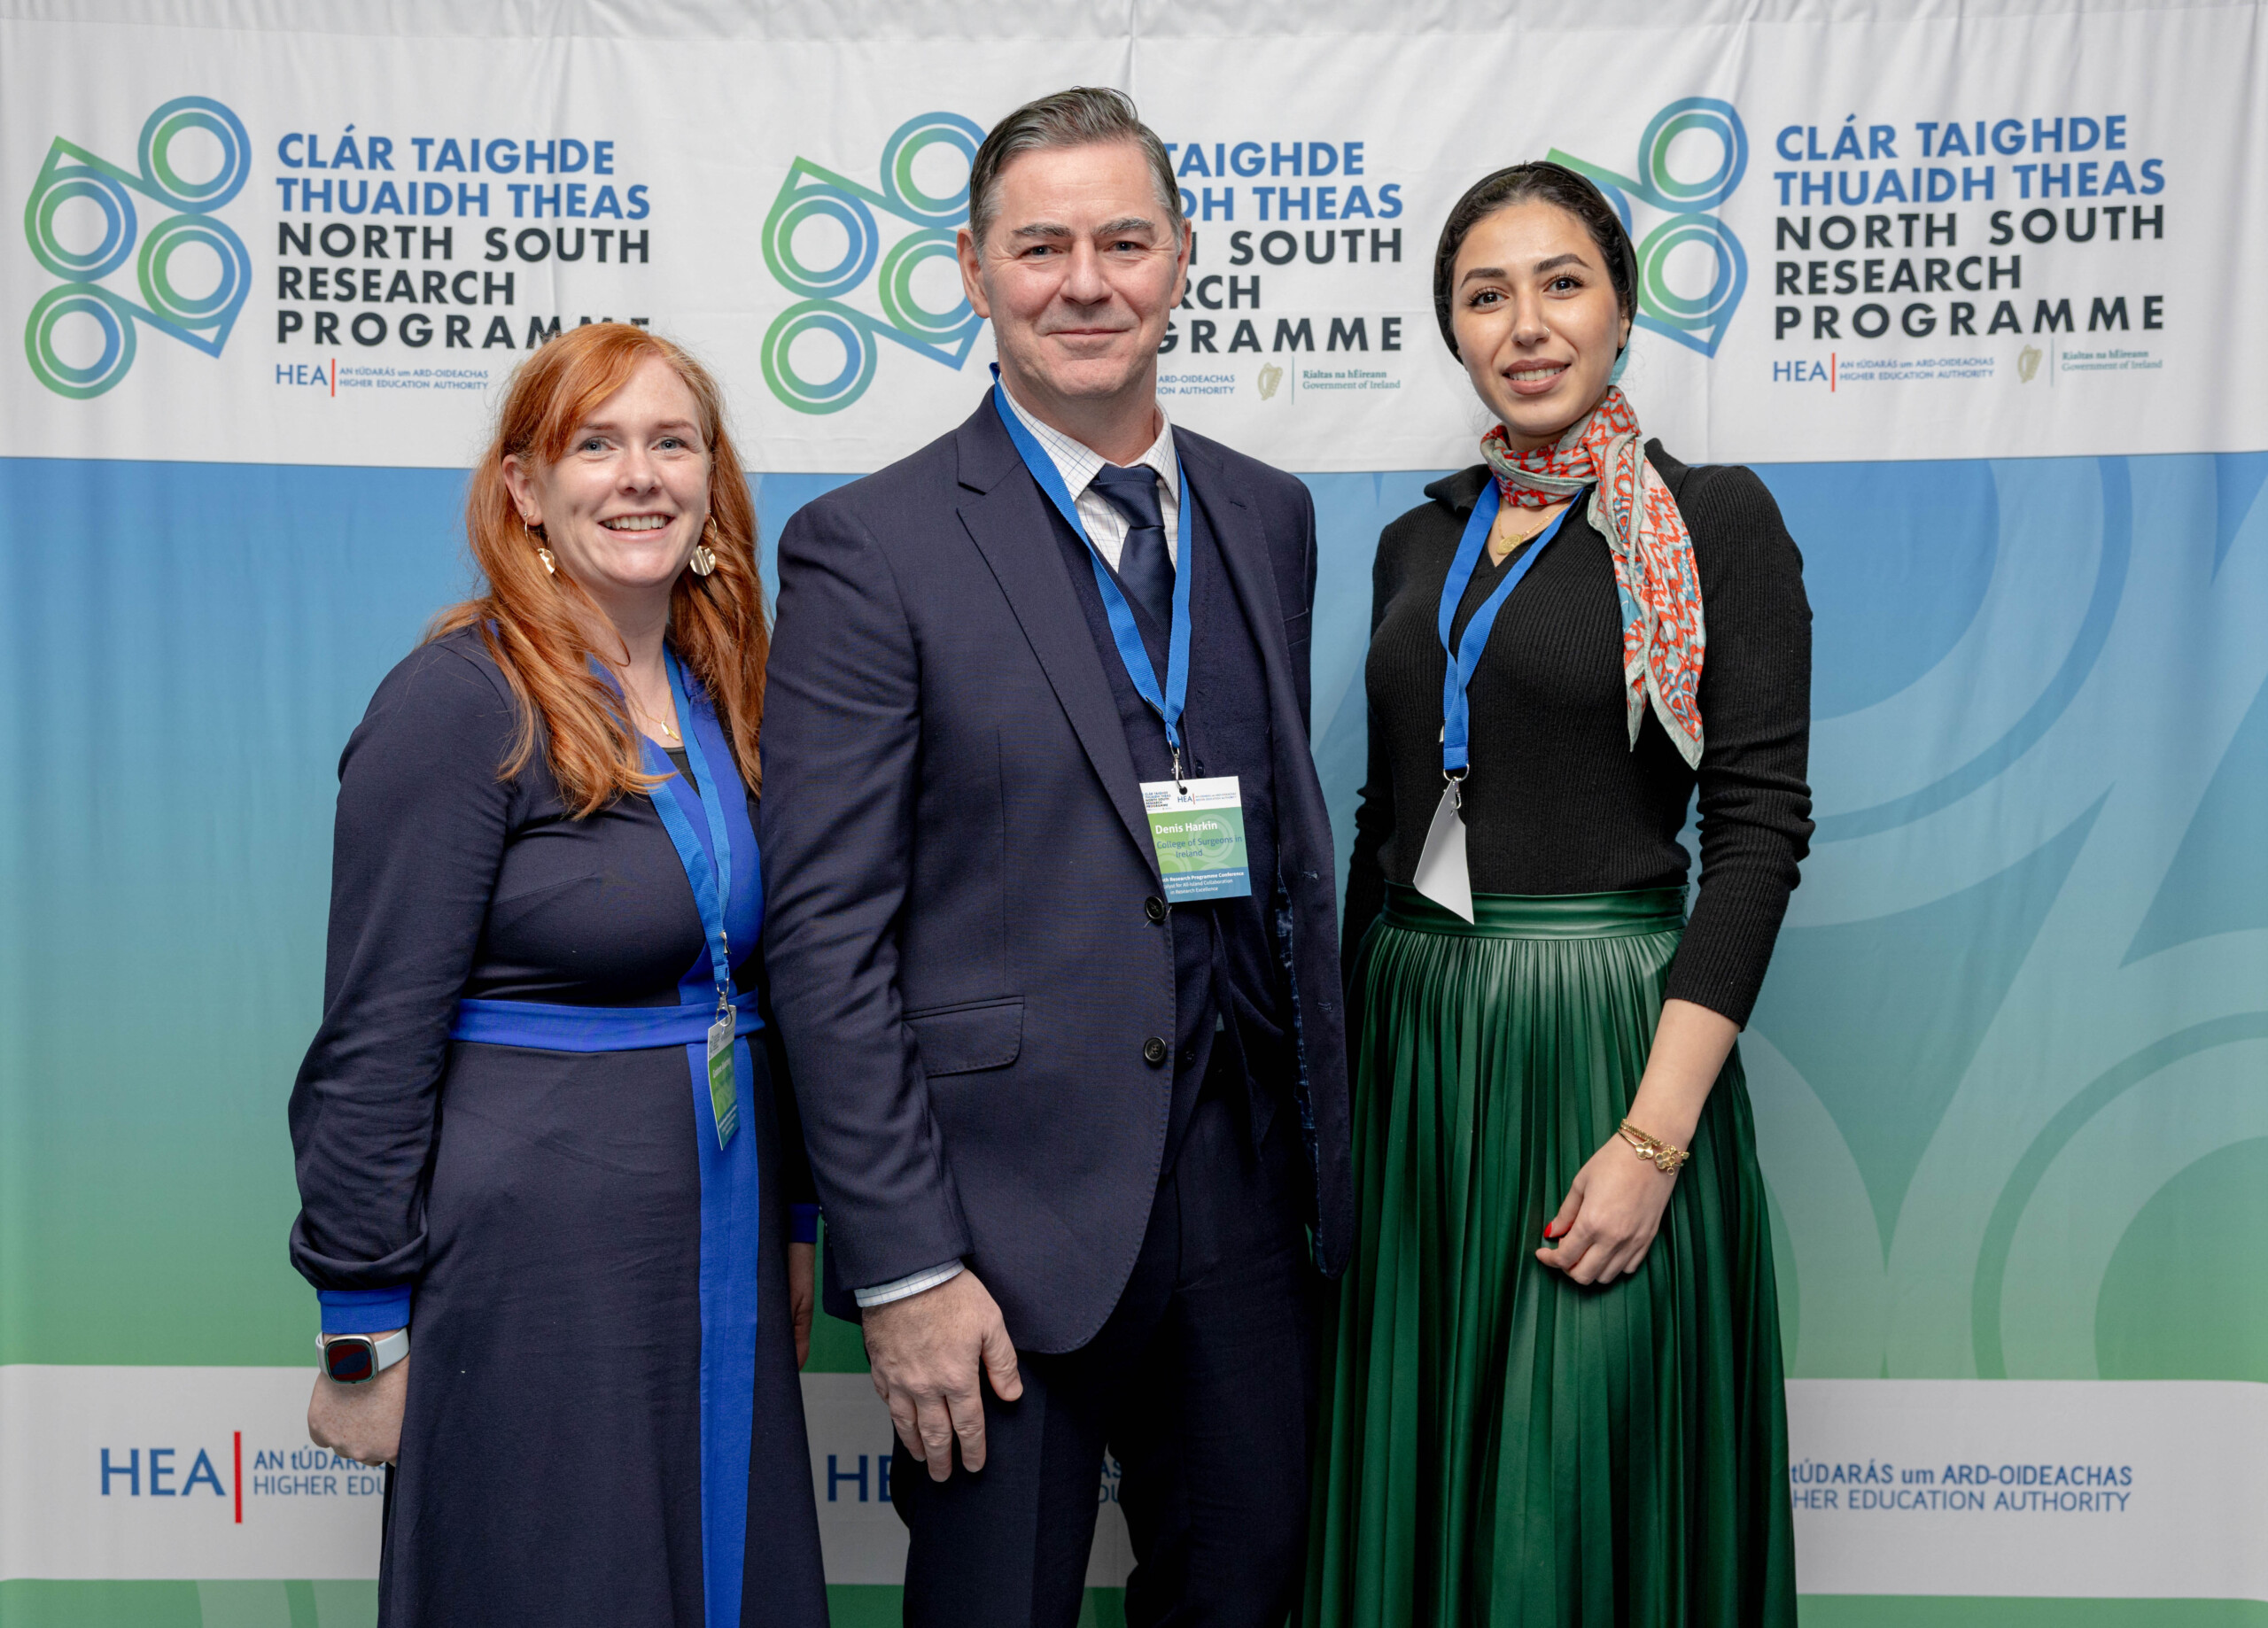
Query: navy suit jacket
xmin=759 ymin=396 xmax=1352 ymax=1353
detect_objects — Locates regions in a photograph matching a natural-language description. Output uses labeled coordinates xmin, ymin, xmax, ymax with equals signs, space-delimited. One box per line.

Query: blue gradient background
xmin=3 ymin=450 xmax=2266 ymax=1625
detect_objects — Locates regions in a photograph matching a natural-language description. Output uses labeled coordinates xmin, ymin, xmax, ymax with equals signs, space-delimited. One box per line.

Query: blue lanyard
xmin=1437 ymin=481 xmax=1579 ymax=775
xmin=641 ymin=650 xmax=735 ymax=1017
xmin=990 ymin=375 xmax=1196 ymax=775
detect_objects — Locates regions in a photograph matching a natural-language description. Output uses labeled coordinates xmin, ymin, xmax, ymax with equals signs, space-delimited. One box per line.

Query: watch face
xmin=323 ymin=1337 xmax=377 ymax=1384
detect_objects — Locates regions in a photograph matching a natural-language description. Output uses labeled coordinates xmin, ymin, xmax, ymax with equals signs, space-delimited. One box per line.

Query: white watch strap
xmin=368 ymin=1327 xmax=410 ymax=1373
xmin=319 ymin=1327 xmax=410 ymax=1376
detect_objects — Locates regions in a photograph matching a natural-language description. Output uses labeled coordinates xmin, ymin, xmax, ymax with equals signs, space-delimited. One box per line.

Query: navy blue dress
xmin=288 ymin=626 xmax=827 ymax=1628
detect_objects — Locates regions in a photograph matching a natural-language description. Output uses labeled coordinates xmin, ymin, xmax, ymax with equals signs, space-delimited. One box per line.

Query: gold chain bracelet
xmin=1617 ymin=1119 xmax=1689 ymax=1174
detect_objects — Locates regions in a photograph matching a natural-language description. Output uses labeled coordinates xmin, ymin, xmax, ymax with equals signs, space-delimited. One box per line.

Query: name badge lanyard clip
xmin=644 ymin=649 xmax=741 ymax=1147
xmin=1411 ymin=482 xmax=1574 ymax=923
xmin=991 ymin=374 xmax=1195 ymax=789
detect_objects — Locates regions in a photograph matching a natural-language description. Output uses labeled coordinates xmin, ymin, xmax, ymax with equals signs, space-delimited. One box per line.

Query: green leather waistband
xmin=1381 ymin=881 xmax=1687 ymax=940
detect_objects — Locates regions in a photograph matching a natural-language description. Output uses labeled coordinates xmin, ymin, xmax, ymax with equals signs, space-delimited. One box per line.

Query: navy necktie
xmin=1089 ymin=462 xmax=1176 ymax=637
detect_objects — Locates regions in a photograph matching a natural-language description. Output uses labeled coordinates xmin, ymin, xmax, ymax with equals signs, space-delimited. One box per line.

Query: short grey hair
xmin=966 ymin=86 xmax=1185 ymax=252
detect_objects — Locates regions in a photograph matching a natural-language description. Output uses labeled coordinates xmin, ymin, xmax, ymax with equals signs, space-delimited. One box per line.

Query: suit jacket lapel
xmin=954 ymin=404 xmax=1158 ymax=875
xmin=1180 ymin=431 xmax=1296 ymax=711
xmin=1177 ymin=430 xmax=1327 ymax=880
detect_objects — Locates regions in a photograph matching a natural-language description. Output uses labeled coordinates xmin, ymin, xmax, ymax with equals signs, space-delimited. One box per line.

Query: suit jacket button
xmin=1142 ymin=1036 xmax=1169 ymax=1066
xmin=1145 ymin=895 xmax=1168 ymax=923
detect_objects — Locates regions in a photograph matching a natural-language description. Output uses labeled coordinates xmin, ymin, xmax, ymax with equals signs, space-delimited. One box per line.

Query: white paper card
xmin=1411 ymin=783 xmax=1475 ymax=923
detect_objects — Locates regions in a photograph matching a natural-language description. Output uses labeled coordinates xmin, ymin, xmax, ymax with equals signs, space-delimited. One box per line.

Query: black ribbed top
xmin=1344 ymin=442 xmax=1814 ymax=1026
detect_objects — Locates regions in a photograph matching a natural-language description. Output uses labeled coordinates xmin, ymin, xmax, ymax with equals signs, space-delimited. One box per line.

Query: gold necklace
xmin=1489 ymin=504 xmax=1558 ymax=561
xmin=627 ymin=694 xmax=680 ymax=742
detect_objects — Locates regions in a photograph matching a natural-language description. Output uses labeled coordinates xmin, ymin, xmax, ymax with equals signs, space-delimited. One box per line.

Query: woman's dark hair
xmin=1432 ymin=161 xmax=1639 ymax=357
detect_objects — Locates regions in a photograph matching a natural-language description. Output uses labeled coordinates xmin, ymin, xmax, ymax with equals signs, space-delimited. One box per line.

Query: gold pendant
xmin=688 ymin=544 xmax=717 ymax=578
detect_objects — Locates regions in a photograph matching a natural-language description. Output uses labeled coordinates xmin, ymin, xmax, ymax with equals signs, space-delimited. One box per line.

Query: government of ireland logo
xmin=759 ymin=112 xmax=987 ymax=415
xmin=21 ymin=96 xmax=252 ymax=398
xmin=1551 ymin=97 xmax=1749 ymax=357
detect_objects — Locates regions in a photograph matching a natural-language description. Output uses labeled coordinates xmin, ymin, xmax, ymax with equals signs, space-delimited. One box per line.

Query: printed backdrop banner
xmin=2 ymin=4 xmax=2262 ymax=472
xmin=2 ymin=3 xmax=2264 ymax=1625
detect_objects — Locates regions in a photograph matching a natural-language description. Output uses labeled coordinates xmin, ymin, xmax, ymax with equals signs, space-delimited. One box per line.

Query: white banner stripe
xmin=0 ymin=5 xmax=2256 ymax=469
xmin=10 ymin=1367 xmax=2267 ymax=1597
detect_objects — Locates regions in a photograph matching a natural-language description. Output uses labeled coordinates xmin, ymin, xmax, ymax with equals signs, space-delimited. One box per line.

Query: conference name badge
xmin=706 ymin=1013 xmax=739 ymax=1149
xmin=1141 ymin=776 xmax=1253 ymax=903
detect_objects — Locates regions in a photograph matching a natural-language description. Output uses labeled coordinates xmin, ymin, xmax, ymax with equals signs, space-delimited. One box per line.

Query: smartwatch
xmin=318 ymin=1328 xmax=409 ymax=1384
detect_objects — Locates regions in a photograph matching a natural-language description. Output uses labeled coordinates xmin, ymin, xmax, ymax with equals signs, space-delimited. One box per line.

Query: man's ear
xmin=957 ymin=225 xmax=991 ymax=321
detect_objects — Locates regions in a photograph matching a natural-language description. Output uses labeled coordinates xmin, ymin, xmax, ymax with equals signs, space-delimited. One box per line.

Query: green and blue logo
xmin=760 ymin=112 xmax=987 ymax=414
xmin=1551 ymin=97 xmax=1749 ymax=357
xmin=21 ymin=96 xmax=252 ymax=398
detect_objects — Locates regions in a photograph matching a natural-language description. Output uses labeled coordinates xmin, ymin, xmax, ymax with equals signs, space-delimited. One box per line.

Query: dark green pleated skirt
xmin=1305 ymin=884 xmax=1796 ymax=1628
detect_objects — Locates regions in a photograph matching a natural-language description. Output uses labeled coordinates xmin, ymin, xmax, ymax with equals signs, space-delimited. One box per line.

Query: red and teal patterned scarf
xmin=1479 ymin=385 xmax=1705 ymax=767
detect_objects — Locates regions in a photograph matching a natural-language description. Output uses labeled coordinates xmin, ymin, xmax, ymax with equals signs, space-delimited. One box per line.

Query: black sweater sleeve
xmin=1660 ymin=465 xmax=1814 ymax=1025
xmin=287 ymin=642 xmax=520 ymax=1301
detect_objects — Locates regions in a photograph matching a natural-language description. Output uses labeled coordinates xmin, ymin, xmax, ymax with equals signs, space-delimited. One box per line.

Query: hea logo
xmin=759 ymin=112 xmax=988 ymax=415
xmin=1550 ymin=98 xmax=1749 ymax=357
xmin=21 ymin=96 xmax=252 ymax=398
xmin=96 ymin=1436 xmax=383 ymax=1521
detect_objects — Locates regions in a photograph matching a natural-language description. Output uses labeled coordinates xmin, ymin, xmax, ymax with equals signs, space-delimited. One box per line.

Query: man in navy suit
xmin=759 ymin=86 xmax=1351 ymax=1625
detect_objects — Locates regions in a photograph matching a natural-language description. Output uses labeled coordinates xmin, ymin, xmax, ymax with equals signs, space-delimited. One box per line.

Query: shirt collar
xmin=998 ymin=382 xmax=1179 ymax=506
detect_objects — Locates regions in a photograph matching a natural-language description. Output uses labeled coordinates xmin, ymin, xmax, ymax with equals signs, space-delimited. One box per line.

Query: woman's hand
xmin=1535 ymin=1141 xmax=1677 ymax=1285
xmin=788 ymin=1242 xmax=816 ymax=1369
xmin=1534 ymin=997 xmax=1741 ymax=1287
xmin=307 ymin=1345 xmax=408 ymax=1466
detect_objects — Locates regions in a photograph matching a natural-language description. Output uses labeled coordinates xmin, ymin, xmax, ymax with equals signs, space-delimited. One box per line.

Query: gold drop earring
xmin=523 ymin=516 xmax=555 ymax=575
xmin=688 ymin=517 xmax=718 ymax=578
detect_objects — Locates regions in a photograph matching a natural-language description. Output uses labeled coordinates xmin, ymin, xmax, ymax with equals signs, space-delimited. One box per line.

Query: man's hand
xmin=307 ymin=1344 xmax=408 ymax=1466
xmin=861 ymin=1270 xmax=1022 ymax=1481
xmin=788 ymin=1242 xmax=816 ymax=1370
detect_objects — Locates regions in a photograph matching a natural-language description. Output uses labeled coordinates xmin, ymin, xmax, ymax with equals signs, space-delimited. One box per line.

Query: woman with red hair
xmin=287 ymin=324 xmax=827 ymax=1626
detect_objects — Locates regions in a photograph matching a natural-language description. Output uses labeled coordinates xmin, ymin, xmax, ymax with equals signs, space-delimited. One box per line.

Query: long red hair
xmin=431 ymin=324 xmax=766 ymax=817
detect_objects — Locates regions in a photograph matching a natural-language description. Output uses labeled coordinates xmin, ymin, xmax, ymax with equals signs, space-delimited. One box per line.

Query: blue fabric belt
xmin=449 ymin=991 xmax=763 ymax=1050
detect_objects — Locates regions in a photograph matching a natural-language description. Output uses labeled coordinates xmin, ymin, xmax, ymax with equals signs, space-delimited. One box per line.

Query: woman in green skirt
xmin=1307 ymin=162 xmax=1811 ymax=1626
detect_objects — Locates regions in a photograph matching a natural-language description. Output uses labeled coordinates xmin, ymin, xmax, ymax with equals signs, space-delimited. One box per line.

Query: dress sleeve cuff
xmin=317 ymin=1286 xmax=414 ymax=1335
xmin=853 ymin=1260 xmax=964 ymax=1308
xmin=788 ymin=1203 xmax=820 ymax=1245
